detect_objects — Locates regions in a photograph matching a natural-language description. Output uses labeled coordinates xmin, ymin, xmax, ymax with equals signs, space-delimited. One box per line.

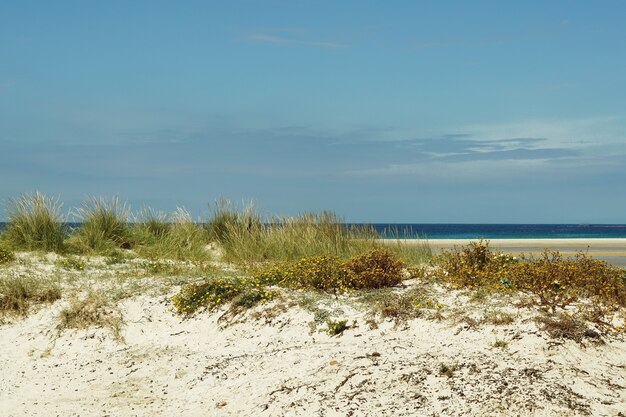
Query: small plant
xmin=0 ymin=276 xmax=62 ymax=316
xmin=483 ymin=310 xmax=516 ymax=325
xmin=57 ymin=292 xmax=124 ymax=341
xmin=493 ymin=339 xmax=508 ymax=349
xmin=439 ymin=363 xmax=456 ymax=378
xmin=535 ymin=313 xmax=600 ymax=343
xmin=326 ymin=318 xmax=348 ymax=336
xmin=0 ymin=246 xmax=16 ymax=264
xmin=104 ymin=250 xmax=127 ymax=265
xmin=3 ymin=191 xmax=65 ymax=252
xmin=58 ymin=256 xmax=86 ymax=271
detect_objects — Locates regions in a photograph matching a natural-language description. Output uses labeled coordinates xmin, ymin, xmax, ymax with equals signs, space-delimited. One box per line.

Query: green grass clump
xmin=207 ymin=201 xmax=400 ymax=264
xmin=71 ymin=196 xmax=133 ymax=251
xmin=0 ymin=276 xmax=62 ymax=316
xmin=135 ymin=208 xmax=209 ymax=261
xmin=0 ymin=246 xmax=16 ymax=264
xmin=3 ymin=191 xmax=65 ymax=252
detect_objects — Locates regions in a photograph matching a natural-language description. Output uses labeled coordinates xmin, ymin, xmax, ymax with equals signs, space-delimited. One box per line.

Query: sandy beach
xmin=1 ymin=252 xmax=625 ymax=416
xmin=395 ymin=238 xmax=626 ymax=268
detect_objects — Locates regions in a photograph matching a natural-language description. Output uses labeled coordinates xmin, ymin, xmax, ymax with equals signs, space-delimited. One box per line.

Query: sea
xmin=2 ymin=222 xmax=626 ymax=239
xmin=364 ymin=224 xmax=626 ymax=239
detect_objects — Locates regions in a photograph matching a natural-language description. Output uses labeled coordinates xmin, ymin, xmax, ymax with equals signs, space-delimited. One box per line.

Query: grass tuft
xmin=71 ymin=196 xmax=133 ymax=251
xmin=135 ymin=207 xmax=210 ymax=261
xmin=0 ymin=276 xmax=61 ymax=316
xmin=3 ymin=191 xmax=65 ymax=252
xmin=57 ymin=291 xmax=124 ymax=341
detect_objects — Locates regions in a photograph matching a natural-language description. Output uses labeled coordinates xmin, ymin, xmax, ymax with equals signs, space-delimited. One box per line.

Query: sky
xmin=1 ymin=0 xmax=626 ymax=223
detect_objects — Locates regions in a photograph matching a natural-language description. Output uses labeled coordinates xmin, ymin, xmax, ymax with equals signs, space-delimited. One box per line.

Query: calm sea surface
xmin=2 ymin=223 xmax=626 ymax=239
xmin=362 ymin=224 xmax=626 ymax=239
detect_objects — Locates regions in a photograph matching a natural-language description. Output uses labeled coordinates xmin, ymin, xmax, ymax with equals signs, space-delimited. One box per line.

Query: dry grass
xmin=57 ymin=291 xmax=124 ymax=342
xmin=535 ymin=313 xmax=601 ymax=343
xmin=0 ymin=276 xmax=61 ymax=317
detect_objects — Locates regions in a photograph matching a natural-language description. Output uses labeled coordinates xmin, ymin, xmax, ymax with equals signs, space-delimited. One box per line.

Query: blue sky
xmin=1 ymin=1 xmax=625 ymax=222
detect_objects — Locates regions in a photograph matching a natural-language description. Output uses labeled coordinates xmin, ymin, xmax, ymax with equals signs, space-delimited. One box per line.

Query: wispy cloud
xmin=247 ymin=32 xmax=348 ymax=48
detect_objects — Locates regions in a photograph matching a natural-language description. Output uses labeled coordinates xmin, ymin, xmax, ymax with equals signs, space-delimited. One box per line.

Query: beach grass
xmin=207 ymin=201 xmax=430 ymax=265
xmin=134 ymin=207 xmax=210 ymax=261
xmin=0 ymin=275 xmax=62 ymax=317
xmin=2 ymin=191 xmax=66 ymax=252
xmin=69 ymin=196 xmax=133 ymax=252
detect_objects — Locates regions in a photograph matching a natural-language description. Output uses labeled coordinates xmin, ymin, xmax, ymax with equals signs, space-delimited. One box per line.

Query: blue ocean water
xmin=363 ymin=224 xmax=626 ymax=239
xmin=1 ymin=223 xmax=626 ymax=239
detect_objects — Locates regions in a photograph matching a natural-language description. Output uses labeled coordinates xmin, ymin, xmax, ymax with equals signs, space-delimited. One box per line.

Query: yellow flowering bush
xmin=172 ymin=276 xmax=278 ymax=316
xmin=439 ymin=241 xmax=626 ymax=324
xmin=344 ymin=249 xmax=405 ymax=289
xmin=440 ymin=240 xmax=517 ymax=290
xmin=512 ymin=250 xmax=626 ymax=313
xmin=252 ymin=249 xmax=406 ymax=294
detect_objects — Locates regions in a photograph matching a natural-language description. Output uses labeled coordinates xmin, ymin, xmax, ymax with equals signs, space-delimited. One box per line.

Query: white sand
xmin=2 ymin=287 xmax=625 ymax=416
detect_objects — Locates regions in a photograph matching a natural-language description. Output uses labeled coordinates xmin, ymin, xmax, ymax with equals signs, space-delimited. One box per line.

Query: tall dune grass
xmin=71 ymin=196 xmax=133 ymax=251
xmin=207 ymin=202 xmax=431 ymax=265
xmin=3 ymin=191 xmax=65 ymax=252
xmin=135 ymin=207 xmax=210 ymax=261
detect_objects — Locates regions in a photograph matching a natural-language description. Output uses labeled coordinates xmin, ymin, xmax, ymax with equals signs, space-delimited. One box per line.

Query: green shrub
xmin=344 ymin=249 xmax=405 ymax=289
xmin=73 ymin=196 xmax=133 ymax=251
xmin=0 ymin=246 xmax=15 ymax=264
xmin=326 ymin=318 xmax=348 ymax=336
xmin=3 ymin=191 xmax=65 ymax=252
xmin=253 ymin=250 xmax=407 ymax=294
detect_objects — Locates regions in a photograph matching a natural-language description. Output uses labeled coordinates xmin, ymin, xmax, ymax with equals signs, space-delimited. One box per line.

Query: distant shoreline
xmin=382 ymin=237 xmax=626 ymax=268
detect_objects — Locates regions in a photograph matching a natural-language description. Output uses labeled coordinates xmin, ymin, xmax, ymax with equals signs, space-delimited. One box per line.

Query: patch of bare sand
xmin=1 ymin=286 xmax=625 ymax=417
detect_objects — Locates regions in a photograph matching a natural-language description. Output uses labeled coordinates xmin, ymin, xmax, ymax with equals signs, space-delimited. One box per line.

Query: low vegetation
xmin=57 ymin=291 xmax=124 ymax=341
xmin=1 ymin=192 xmax=625 ymax=343
xmin=0 ymin=276 xmax=61 ymax=317
xmin=438 ymin=240 xmax=626 ymax=331
xmin=0 ymin=246 xmax=15 ymax=264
